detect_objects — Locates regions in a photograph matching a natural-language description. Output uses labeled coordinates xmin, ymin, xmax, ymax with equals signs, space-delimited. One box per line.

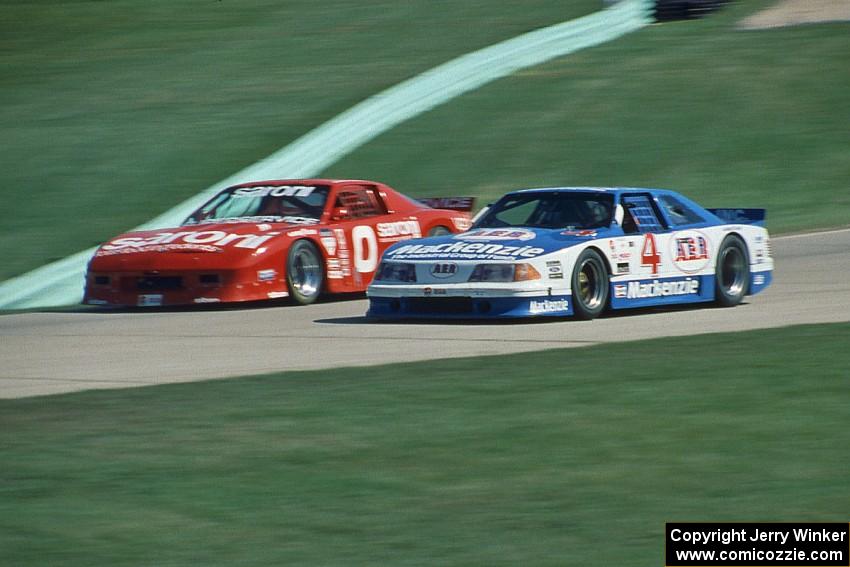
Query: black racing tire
xmin=571 ymin=248 xmax=609 ymax=320
xmin=714 ymin=234 xmax=749 ymax=307
xmin=286 ymin=240 xmax=324 ymax=305
xmin=427 ymin=225 xmax=452 ymax=236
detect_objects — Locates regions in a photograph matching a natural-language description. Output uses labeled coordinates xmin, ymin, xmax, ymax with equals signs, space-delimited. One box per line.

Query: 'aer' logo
xmin=430 ymin=263 xmax=457 ymax=278
xmin=671 ymin=230 xmax=711 ymax=273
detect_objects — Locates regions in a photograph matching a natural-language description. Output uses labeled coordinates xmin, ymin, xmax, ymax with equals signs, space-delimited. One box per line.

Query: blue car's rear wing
xmin=707 ymin=208 xmax=766 ymax=227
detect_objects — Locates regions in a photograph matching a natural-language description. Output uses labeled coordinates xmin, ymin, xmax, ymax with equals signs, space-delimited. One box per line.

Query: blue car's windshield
xmin=474 ymin=191 xmax=614 ymax=230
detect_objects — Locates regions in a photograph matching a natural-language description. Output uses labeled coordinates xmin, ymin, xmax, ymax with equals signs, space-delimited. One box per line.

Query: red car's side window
xmin=334 ymin=186 xmax=387 ymax=219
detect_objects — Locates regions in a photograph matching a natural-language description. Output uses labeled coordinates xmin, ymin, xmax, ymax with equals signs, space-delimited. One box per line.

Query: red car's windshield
xmin=184 ymin=184 xmax=331 ymax=226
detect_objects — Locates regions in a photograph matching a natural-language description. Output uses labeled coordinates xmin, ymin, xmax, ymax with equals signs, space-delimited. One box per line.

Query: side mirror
xmin=331 ymin=207 xmax=350 ymax=221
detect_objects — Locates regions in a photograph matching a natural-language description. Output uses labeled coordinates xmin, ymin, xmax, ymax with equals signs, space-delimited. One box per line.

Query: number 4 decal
xmin=641 ymin=233 xmax=661 ymax=275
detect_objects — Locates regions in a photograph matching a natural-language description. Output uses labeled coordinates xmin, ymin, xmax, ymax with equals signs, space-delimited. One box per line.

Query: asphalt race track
xmin=2 ymin=229 xmax=849 ymax=398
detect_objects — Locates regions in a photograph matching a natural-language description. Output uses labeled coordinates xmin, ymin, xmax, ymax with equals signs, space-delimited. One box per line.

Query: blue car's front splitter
xmin=367 ymin=295 xmax=573 ymax=319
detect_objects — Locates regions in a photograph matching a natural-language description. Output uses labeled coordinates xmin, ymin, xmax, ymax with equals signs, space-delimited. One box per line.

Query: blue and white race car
xmin=366 ymin=187 xmax=773 ymax=319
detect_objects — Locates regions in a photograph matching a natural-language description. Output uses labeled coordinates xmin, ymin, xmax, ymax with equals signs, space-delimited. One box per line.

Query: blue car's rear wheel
xmin=572 ymin=248 xmax=608 ymax=320
xmin=714 ymin=235 xmax=749 ymax=307
xmin=287 ymin=240 xmax=324 ymax=305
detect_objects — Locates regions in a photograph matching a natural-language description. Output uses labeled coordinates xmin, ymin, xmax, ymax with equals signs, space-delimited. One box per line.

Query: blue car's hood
xmin=383 ymin=226 xmax=615 ymax=262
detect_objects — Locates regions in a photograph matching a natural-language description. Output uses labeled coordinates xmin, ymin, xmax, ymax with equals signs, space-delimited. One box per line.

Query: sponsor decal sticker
xmin=529 ymin=299 xmax=569 ymax=314
xmin=455 ymin=228 xmax=536 ymax=241
xmin=279 ymin=216 xmax=320 ymax=226
xmin=101 ymin=231 xmax=275 ymax=253
xmin=561 ymin=229 xmax=596 ymax=237
xmin=671 ymin=230 xmax=710 ymax=273
xmin=195 ymin=215 xmax=317 ymax=225
xmin=233 ymin=185 xmax=315 ymax=198
xmin=96 ymin=243 xmax=222 ymax=256
xmin=608 ymin=238 xmax=633 ymax=262
xmin=267 ymin=291 xmax=289 ymax=299
xmin=753 ymin=274 xmax=766 ymax=285
xmin=616 ymin=262 xmax=630 ymax=275
xmin=626 ymin=278 xmax=699 ymax=299
xmin=376 ymin=219 xmax=421 ymax=240
xmin=334 ymin=229 xmax=351 ymax=276
xmin=614 ymin=285 xmax=627 ymax=298
xmin=546 ymin=260 xmax=564 ymax=280
xmin=287 ymin=228 xmax=318 ymax=238
xmin=137 ymin=294 xmax=163 ymax=307
xmin=193 ymin=297 xmax=221 ymax=304
xmin=319 ymin=228 xmax=337 ymax=256
xmin=257 ymin=269 xmax=277 ymax=282
xmin=430 ymin=263 xmax=457 ymax=278
xmin=387 ymin=241 xmax=545 ymax=261
xmin=419 ymin=196 xmax=475 ymax=211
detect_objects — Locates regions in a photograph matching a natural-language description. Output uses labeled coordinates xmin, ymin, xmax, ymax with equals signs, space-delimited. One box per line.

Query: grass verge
xmin=2 ymin=322 xmax=848 ymax=565
xmin=326 ymin=0 xmax=850 ymax=234
xmin=0 ymin=0 xmax=597 ymax=281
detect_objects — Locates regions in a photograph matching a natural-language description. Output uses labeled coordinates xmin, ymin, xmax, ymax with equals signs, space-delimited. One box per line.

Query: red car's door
xmin=327 ymin=183 xmax=421 ymax=292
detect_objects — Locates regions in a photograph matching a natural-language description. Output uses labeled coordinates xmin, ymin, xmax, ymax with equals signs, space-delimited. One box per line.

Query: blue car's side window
xmin=657 ymin=195 xmax=706 ymax=226
xmin=621 ymin=195 xmax=664 ymax=234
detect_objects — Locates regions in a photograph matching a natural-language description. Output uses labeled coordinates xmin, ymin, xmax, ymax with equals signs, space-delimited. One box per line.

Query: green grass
xmin=0 ymin=0 xmax=597 ymax=281
xmin=2 ymin=322 xmax=848 ymax=565
xmin=327 ymin=0 xmax=850 ymax=234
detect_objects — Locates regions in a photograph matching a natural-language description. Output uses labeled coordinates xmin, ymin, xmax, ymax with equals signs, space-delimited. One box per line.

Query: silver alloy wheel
xmin=719 ymin=245 xmax=746 ymax=297
xmin=287 ymin=241 xmax=323 ymax=303
xmin=577 ymin=257 xmax=605 ymax=309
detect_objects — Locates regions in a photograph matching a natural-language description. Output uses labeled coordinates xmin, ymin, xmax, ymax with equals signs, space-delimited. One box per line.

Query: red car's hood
xmin=90 ymin=221 xmax=312 ymax=271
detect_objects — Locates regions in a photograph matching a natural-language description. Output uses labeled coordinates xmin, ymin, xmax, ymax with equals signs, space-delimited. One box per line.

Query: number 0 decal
xmin=352 ymin=225 xmax=378 ymax=273
xmin=641 ymin=233 xmax=661 ymax=275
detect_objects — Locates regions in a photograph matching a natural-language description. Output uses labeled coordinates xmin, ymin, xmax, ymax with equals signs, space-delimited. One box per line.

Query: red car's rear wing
xmin=418 ymin=197 xmax=476 ymax=212
xmin=707 ymin=208 xmax=766 ymax=227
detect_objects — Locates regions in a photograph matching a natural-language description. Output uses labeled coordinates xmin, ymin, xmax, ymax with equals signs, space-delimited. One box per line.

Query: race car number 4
xmin=641 ymin=233 xmax=661 ymax=275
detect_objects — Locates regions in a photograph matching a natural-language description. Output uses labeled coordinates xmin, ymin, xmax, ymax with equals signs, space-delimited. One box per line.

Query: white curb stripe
xmin=0 ymin=0 xmax=652 ymax=309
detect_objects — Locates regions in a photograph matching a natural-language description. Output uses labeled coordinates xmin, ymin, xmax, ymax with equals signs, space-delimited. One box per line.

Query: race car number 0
xmin=352 ymin=225 xmax=378 ymax=273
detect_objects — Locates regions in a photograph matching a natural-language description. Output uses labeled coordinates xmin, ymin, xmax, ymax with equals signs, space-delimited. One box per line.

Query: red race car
xmin=84 ymin=179 xmax=473 ymax=307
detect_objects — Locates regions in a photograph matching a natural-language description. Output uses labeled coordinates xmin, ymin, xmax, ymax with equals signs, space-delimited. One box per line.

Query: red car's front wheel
xmin=287 ymin=240 xmax=324 ymax=305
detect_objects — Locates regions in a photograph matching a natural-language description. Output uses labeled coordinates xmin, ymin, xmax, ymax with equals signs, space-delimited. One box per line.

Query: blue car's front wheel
xmin=572 ymin=248 xmax=609 ymax=320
